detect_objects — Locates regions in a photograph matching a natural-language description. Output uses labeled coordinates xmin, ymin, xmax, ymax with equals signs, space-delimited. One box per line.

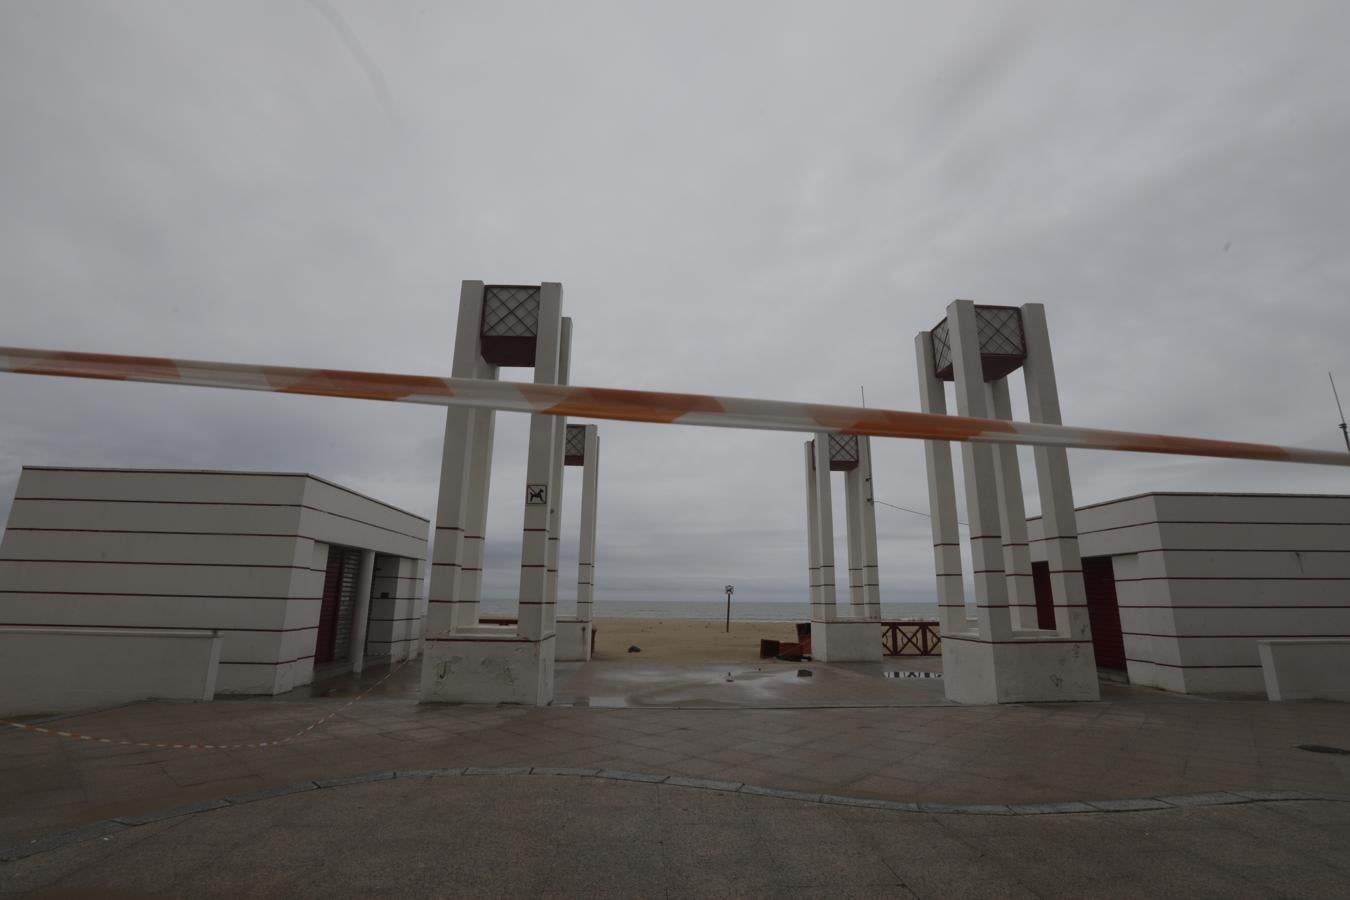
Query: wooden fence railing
xmin=881 ymin=620 xmax=941 ymax=656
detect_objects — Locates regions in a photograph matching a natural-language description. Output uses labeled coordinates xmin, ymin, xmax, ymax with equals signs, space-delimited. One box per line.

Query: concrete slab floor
xmin=3 ymin=658 xmax=1350 ymax=895
xmin=3 ymin=776 xmax=1349 ymax=899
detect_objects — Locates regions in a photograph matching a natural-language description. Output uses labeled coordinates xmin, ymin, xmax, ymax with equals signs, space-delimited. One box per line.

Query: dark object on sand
xmin=797 ymin=669 xmax=813 ymax=678
xmin=796 ymin=622 xmax=813 ymax=658
xmin=759 ymin=639 xmax=781 ymax=659
xmin=627 ymin=645 xmax=641 ymax=653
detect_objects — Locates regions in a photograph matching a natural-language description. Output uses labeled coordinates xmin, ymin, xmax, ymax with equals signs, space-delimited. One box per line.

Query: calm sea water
xmin=480 ymin=597 xmax=939 ymax=621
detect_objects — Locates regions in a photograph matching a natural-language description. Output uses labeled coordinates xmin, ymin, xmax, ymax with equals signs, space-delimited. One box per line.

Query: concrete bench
xmin=1258 ymin=639 xmax=1350 ymax=702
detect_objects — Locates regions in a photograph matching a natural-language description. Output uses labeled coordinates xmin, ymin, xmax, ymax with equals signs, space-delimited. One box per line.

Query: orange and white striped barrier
xmin=2 ymin=345 xmax=1347 ymax=467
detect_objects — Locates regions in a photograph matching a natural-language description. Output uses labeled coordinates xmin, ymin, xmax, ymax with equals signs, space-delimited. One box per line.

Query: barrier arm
xmin=2 ymin=345 xmax=1347 ymax=468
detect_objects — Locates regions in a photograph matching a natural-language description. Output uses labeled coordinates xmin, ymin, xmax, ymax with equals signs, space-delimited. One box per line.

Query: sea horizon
xmin=480 ymin=596 xmax=940 ymax=621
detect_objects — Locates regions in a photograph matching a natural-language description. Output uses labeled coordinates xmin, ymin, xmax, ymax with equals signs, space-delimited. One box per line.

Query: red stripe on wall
xmin=1124 ymin=658 xmax=1262 ymax=669
xmin=0 ymin=622 xmax=317 ymax=633
xmin=0 ymin=590 xmax=313 ymax=599
xmin=1123 ymin=632 xmax=1350 ymax=640
xmin=13 ymin=497 xmax=427 ymax=541
xmin=219 ymin=654 xmax=316 ymax=666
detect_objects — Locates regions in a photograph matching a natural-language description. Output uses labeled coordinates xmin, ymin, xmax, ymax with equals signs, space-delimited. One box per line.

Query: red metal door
xmin=1082 ymin=556 xmax=1126 ymax=670
xmin=315 ymin=549 xmax=345 ymax=664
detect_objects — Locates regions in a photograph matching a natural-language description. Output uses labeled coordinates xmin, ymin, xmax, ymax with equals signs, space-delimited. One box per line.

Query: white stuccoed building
xmin=0 ymin=466 xmax=427 ymax=714
xmin=1028 ymin=491 xmax=1350 ymax=695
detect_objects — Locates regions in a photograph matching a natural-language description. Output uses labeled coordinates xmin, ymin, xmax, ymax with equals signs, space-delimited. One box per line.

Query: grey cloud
xmin=2 ymin=1 xmax=1349 ymax=616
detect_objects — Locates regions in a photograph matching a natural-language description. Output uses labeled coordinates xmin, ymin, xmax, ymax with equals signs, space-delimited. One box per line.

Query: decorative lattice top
xmin=564 ymin=424 xmax=586 ymax=466
xmin=828 ymin=433 xmax=859 ymax=471
xmin=481 ymin=285 xmax=541 ymax=338
xmin=930 ymin=304 xmax=1026 ymax=382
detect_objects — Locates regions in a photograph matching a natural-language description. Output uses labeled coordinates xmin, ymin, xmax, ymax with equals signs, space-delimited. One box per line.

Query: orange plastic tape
xmin=2 ymin=346 xmax=1347 ymax=467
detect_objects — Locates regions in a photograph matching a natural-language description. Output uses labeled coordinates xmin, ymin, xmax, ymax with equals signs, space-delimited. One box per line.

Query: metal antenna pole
xmin=1332 ymin=373 xmax=1350 ymax=453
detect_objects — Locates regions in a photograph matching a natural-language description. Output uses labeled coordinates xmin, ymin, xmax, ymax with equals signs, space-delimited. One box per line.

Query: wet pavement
xmin=553 ymin=657 xmax=947 ymax=708
xmin=3 ymin=658 xmax=1350 ymax=896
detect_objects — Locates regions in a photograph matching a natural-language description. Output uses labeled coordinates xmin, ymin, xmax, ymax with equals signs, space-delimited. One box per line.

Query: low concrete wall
xmin=0 ymin=626 xmax=222 ymax=717
xmin=555 ymin=619 xmax=592 ymax=662
xmin=1259 ymin=639 xmax=1350 ymax=702
xmin=420 ymin=632 xmax=555 ymax=705
xmin=812 ymin=620 xmax=882 ymax=663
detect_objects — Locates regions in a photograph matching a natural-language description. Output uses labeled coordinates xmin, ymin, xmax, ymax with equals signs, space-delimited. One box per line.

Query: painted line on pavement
xmin=0 ymin=661 xmax=410 ymax=752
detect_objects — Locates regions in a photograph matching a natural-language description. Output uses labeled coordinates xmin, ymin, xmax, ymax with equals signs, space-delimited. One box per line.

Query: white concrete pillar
xmin=859 ymin=436 xmax=882 ymax=620
xmin=426 ymin=281 xmax=491 ymax=637
xmin=1020 ymin=303 xmax=1094 ymax=646
xmin=804 ymin=440 xmax=822 ymax=618
xmin=986 ymin=378 xmax=1039 ymax=631
xmin=946 ymin=299 xmax=1012 ymax=642
xmin=576 ymin=426 xmax=600 ymax=623
xmin=811 ymin=433 xmax=837 ymax=622
xmin=915 ymin=331 xmax=968 ymax=636
xmin=544 ymin=318 xmax=572 ymax=635
xmin=412 ymin=558 xmax=427 ymax=658
xmin=455 ymin=404 xmax=496 ymax=631
xmin=516 ymin=284 xmax=564 ymax=642
xmin=844 ymin=463 xmax=866 ymax=617
xmin=349 ymin=548 xmax=376 ymax=673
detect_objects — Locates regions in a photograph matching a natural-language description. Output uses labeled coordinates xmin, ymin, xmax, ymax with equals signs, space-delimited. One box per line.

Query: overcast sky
xmin=2 ymin=1 xmax=1348 ymax=611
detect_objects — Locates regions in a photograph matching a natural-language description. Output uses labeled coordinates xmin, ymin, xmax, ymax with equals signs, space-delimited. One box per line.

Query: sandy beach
xmin=591 ymin=617 xmax=803 ymax=663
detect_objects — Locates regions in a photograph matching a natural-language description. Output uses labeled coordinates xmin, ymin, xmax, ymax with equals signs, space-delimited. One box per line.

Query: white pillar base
xmin=419 ymin=631 xmax=556 ymax=705
xmin=554 ymin=618 xmax=592 ymax=662
xmin=942 ymin=633 xmax=1100 ymax=704
xmin=812 ymin=620 xmax=882 ymax=663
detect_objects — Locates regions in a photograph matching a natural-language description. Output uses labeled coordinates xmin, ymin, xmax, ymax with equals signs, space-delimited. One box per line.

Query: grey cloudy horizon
xmin=2 ymin=1 xmax=1349 ymax=610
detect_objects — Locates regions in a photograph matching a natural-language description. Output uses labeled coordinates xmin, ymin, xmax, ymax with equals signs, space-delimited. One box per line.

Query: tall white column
xmin=516 ymin=284 xmax=563 ymax=642
xmin=946 ymin=299 xmax=1012 ymax=642
xmin=915 ymin=332 xmax=968 ymax=636
xmin=426 ymin=281 xmax=490 ymax=637
xmin=811 ymin=433 xmax=837 ymax=622
xmin=455 ymin=402 xmax=496 ymax=630
xmin=844 ymin=462 xmax=866 ymax=617
xmin=804 ymin=441 xmax=822 ymax=619
xmin=859 ymin=436 xmax=882 ymax=620
xmin=349 ymin=548 xmax=376 ymax=673
xmin=1020 ymin=303 xmax=1094 ymax=645
xmin=544 ymin=319 xmax=572 ymax=635
xmin=576 ymin=427 xmax=600 ymax=623
xmin=986 ymin=378 xmax=1039 ymax=631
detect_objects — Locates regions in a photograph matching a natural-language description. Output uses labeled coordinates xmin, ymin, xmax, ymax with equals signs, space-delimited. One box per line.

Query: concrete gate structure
xmin=916 ymin=300 xmax=1100 ymax=704
xmin=420 ymin=281 xmax=571 ymax=705
xmin=804 ymin=433 xmax=883 ymax=661
xmin=555 ymin=423 xmax=600 ymax=662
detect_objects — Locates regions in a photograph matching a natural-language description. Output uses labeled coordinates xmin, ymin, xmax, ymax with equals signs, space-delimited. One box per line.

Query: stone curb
xmin=4 ymin=769 xmax=1348 ymax=862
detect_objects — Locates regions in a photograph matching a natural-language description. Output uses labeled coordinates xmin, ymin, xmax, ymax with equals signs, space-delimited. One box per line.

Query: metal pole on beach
xmin=724 ymin=585 xmax=734 ymax=633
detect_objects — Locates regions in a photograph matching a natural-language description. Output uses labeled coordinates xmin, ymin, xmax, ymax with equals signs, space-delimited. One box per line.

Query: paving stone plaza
xmin=4 ymin=661 xmax=1350 ymax=897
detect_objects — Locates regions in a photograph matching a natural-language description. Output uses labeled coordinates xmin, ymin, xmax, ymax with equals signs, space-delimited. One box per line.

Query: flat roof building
xmin=1029 ymin=492 xmax=1350 ymax=695
xmin=0 ymin=467 xmax=427 ymax=714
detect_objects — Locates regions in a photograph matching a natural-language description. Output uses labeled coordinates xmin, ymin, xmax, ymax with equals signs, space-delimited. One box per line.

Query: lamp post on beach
xmin=724 ymin=585 xmax=734 ymax=633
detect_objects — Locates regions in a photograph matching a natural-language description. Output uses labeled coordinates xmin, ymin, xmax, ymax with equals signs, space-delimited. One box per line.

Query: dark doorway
xmin=1030 ymin=556 xmax=1127 ymax=675
xmin=316 ymin=546 xmax=360 ymax=664
xmin=1082 ymin=556 xmax=1126 ymax=671
xmin=1031 ymin=561 xmax=1055 ymax=629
